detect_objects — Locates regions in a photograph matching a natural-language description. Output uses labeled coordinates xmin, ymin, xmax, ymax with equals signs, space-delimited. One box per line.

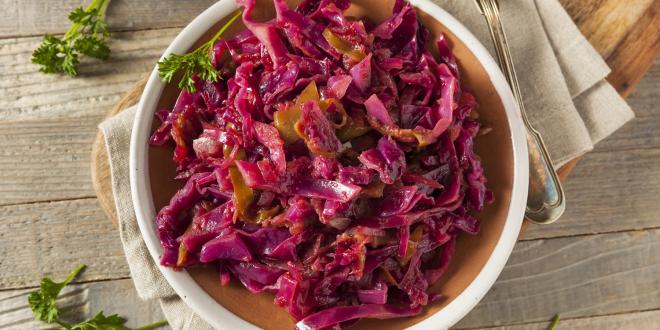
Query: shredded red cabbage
xmin=151 ymin=0 xmax=493 ymax=328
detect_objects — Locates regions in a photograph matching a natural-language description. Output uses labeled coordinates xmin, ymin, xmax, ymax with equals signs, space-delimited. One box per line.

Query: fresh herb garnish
xmin=29 ymin=264 xmax=85 ymax=325
xmin=31 ymin=0 xmax=112 ymax=76
xmin=28 ymin=264 xmax=167 ymax=330
xmin=157 ymin=10 xmax=242 ymax=92
xmin=547 ymin=313 xmax=560 ymax=330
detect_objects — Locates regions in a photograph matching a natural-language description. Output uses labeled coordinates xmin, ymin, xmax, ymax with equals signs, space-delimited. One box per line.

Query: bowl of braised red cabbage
xmin=130 ymin=0 xmax=528 ymax=329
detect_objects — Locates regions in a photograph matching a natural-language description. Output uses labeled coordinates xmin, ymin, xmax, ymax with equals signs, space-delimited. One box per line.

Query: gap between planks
xmin=1 ymin=3 xmax=657 ymax=121
xmin=0 ymin=1 xmax=657 ymax=329
xmin=0 ymin=61 xmax=657 ymax=206
xmin=0 ymin=276 xmax=131 ymax=293
xmin=1 ymin=227 xmax=658 ymax=328
xmin=0 ymin=0 xmax=218 ymax=40
xmin=457 ymin=308 xmax=660 ymax=330
xmin=0 ymin=28 xmax=180 ymax=121
xmin=454 ymin=228 xmax=660 ymax=328
xmin=0 ymin=0 xmax=655 ymax=45
xmin=0 ymin=278 xmax=164 ymax=330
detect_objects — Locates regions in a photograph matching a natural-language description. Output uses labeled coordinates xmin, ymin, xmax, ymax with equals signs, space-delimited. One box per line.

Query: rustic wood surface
xmin=0 ymin=279 xmax=162 ymax=329
xmin=0 ymin=0 xmax=658 ymax=329
xmin=90 ymin=78 xmax=147 ymax=225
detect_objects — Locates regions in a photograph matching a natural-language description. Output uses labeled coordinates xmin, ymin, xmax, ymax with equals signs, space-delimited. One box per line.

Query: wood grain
xmin=522 ymin=61 xmax=660 ymax=240
xmin=0 ymin=28 xmax=178 ymax=205
xmin=463 ymin=309 xmax=660 ymax=330
xmin=87 ymin=61 xmax=660 ymax=243
xmin=525 ymin=147 xmax=660 ymax=238
xmin=560 ymin=0 xmax=660 ymax=97
xmin=0 ymin=4 xmax=654 ymax=207
xmin=1 ymin=203 xmax=658 ymax=329
xmin=559 ymin=0 xmax=656 ymax=59
xmin=0 ymin=198 xmax=129 ymax=288
xmin=0 ymin=1 xmax=658 ymax=328
xmin=0 ymin=116 xmax=101 ymax=205
xmin=0 ymin=61 xmax=654 ymax=255
xmin=456 ymin=229 xmax=660 ymax=328
xmin=0 ymin=28 xmax=178 ymax=121
xmin=0 ymin=0 xmax=216 ymax=39
xmin=627 ymin=58 xmax=660 ymax=118
xmin=0 ymin=2 xmax=655 ymax=122
xmin=603 ymin=1 xmax=660 ymax=97
xmin=596 ymin=116 xmax=660 ymax=152
xmin=0 ymin=279 xmax=164 ymax=329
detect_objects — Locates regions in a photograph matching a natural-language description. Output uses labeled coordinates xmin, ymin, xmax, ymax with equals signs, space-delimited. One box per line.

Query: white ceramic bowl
xmin=130 ymin=0 xmax=528 ymax=328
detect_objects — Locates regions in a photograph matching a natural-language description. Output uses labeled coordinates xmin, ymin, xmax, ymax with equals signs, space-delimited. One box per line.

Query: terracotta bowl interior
xmin=148 ymin=0 xmax=513 ymax=328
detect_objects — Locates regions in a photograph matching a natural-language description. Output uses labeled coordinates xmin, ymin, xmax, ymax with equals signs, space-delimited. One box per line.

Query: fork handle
xmin=475 ymin=0 xmax=566 ymax=224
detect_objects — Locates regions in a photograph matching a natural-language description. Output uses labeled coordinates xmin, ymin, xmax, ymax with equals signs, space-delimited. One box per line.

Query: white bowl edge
xmin=129 ymin=0 xmax=529 ymax=329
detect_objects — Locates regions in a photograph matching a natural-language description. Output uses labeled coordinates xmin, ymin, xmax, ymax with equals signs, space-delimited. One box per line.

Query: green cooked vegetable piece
xmin=31 ymin=0 xmax=111 ymax=76
xmin=157 ymin=10 xmax=242 ymax=92
xmin=28 ymin=264 xmax=85 ymax=323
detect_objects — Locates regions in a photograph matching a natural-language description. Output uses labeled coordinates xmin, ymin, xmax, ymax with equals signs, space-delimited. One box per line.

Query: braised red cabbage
xmin=150 ymin=0 xmax=492 ymax=328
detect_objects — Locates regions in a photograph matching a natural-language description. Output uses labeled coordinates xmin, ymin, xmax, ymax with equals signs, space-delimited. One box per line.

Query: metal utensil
xmin=474 ymin=0 xmax=565 ymax=224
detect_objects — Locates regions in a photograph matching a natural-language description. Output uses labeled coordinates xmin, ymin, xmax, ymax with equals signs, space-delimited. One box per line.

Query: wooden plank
xmin=0 ymin=28 xmax=176 ymax=205
xmin=455 ymin=229 xmax=660 ymax=328
xmin=0 ymin=198 xmax=129 ymax=289
xmin=627 ymin=58 xmax=660 ymax=118
xmin=0 ymin=0 xmax=659 ymax=324
xmin=0 ymin=122 xmax=656 ymax=238
xmin=1 ymin=0 xmax=654 ymax=48
xmin=522 ymin=62 xmax=660 ymax=240
xmin=0 ymin=61 xmax=657 ymax=229
xmin=0 ymin=0 xmax=216 ymax=39
xmin=596 ymin=115 xmax=660 ymax=152
xmin=594 ymin=65 xmax=660 ymax=151
xmin=2 ymin=26 xmax=597 ymax=202
xmin=0 ymin=116 xmax=100 ymax=205
xmin=461 ymin=309 xmax=660 ymax=330
xmin=0 ymin=28 xmax=178 ymax=121
xmin=524 ymin=147 xmax=660 ymax=240
xmin=0 ymin=2 xmax=653 ymax=124
xmin=3 ymin=198 xmax=659 ymax=328
xmin=0 ymin=279 xmax=164 ymax=329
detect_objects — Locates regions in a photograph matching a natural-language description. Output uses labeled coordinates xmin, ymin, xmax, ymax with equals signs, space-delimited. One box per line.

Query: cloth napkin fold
xmin=99 ymin=0 xmax=634 ymax=328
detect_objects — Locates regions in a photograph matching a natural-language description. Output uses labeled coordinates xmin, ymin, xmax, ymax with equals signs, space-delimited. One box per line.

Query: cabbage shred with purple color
xmin=151 ymin=0 xmax=492 ymax=328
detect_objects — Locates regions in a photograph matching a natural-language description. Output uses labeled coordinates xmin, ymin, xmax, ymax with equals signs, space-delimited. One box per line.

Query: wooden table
xmin=0 ymin=1 xmax=658 ymax=329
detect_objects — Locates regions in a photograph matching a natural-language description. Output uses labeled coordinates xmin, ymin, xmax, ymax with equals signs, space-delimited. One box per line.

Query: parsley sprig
xmin=31 ymin=0 xmax=112 ymax=76
xmin=157 ymin=10 xmax=242 ymax=92
xmin=28 ymin=264 xmax=168 ymax=330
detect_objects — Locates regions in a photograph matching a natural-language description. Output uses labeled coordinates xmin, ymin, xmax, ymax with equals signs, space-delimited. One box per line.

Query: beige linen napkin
xmin=99 ymin=0 xmax=634 ymax=328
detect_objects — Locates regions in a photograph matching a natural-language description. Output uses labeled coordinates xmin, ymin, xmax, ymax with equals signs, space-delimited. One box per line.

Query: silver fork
xmin=474 ymin=0 xmax=565 ymax=224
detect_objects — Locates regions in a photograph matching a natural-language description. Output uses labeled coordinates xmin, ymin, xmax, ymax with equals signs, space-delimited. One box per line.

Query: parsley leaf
xmin=28 ymin=264 xmax=167 ymax=330
xmin=32 ymin=0 xmax=111 ymax=76
xmin=32 ymin=35 xmax=80 ymax=76
xmin=28 ymin=264 xmax=85 ymax=323
xmin=157 ymin=10 xmax=242 ymax=92
xmin=68 ymin=7 xmax=95 ymax=24
xmin=71 ymin=312 xmax=128 ymax=330
xmin=74 ymin=36 xmax=111 ymax=60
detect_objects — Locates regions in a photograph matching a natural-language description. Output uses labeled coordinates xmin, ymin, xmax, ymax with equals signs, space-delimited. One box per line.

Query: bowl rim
xmin=129 ymin=0 xmax=529 ymax=328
